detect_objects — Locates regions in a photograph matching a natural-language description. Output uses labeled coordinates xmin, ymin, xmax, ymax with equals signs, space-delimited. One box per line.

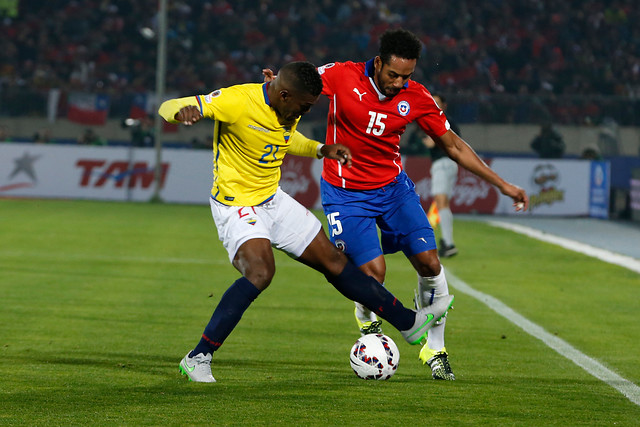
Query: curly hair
xmin=279 ymin=61 xmax=323 ymax=97
xmin=379 ymin=29 xmax=422 ymax=65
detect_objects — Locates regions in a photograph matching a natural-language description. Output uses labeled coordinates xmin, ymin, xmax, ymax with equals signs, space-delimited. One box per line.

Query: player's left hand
xmin=321 ymin=143 xmax=352 ymax=168
xmin=262 ymin=69 xmax=276 ymax=82
xmin=503 ymin=184 xmax=529 ymax=212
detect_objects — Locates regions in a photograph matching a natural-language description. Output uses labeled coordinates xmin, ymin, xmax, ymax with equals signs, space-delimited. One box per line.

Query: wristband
xmin=316 ymin=143 xmax=325 ymax=158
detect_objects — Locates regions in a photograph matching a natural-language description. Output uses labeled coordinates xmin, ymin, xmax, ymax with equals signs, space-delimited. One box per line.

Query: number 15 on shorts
xmin=327 ymin=212 xmax=343 ymax=237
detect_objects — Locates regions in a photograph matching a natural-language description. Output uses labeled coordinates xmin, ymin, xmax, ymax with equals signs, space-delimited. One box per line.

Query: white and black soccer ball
xmin=349 ymin=334 xmax=400 ymax=380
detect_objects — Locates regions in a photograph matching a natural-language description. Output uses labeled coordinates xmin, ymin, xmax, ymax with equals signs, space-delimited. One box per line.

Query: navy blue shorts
xmin=321 ymin=171 xmax=436 ymax=266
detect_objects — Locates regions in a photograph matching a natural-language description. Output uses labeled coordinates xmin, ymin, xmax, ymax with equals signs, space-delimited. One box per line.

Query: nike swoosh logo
xmin=422 ymin=314 xmax=434 ymax=327
xmin=184 ymin=363 xmax=195 ymax=373
xmin=408 ymin=313 xmax=434 ymax=340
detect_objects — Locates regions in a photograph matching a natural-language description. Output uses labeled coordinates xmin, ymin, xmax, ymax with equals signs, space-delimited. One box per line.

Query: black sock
xmin=325 ymin=261 xmax=414 ymax=331
xmin=191 ymin=277 xmax=261 ymax=356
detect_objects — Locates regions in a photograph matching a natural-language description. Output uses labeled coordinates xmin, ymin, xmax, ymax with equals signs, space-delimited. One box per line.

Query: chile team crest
xmin=397 ymin=100 xmax=410 ymax=116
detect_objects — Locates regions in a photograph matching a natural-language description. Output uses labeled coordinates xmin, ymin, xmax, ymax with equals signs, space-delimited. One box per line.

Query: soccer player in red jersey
xmin=265 ymin=30 xmax=528 ymax=380
xmin=320 ymin=29 xmax=528 ymax=380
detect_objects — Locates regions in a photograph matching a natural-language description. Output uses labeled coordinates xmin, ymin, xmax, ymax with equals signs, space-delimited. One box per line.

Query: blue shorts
xmin=321 ymin=171 xmax=436 ymax=267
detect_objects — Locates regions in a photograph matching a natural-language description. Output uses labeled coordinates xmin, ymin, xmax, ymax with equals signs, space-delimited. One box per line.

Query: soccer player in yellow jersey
xmin=159 ymin=61 xmax=454 ymax=382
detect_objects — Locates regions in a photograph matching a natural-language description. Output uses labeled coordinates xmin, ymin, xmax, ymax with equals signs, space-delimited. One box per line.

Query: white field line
xmin=488 ymin=221 xmax=640 ymax=274
xmin=448 ymin=271 xmax=640 ymax=406
xmin=446 ymin=220 xmax=640 ymax=406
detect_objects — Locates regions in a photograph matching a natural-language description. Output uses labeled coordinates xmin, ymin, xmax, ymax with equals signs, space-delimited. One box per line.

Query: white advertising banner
xmin=490 ymin=159 xmax=591 ymax=216
xmin=0 ymin=143 xmax=211 ymax=203
xmin=1 ymin=144 xmax=607 ymax=217
xmin=403 ymin=156 xmax=605 ymax=217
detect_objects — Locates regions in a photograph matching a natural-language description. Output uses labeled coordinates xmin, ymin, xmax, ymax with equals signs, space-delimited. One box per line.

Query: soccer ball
xmin=349 ymin=334 xmax=400 ymax=380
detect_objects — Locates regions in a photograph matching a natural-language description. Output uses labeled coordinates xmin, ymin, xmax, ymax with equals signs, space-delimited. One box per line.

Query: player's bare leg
xmin=231 ymin=238 xmax=276 ymax=290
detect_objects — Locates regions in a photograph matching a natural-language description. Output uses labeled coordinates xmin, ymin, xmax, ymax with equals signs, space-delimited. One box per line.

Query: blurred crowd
xmin=1 ymin=0 xmax=638 ymax=99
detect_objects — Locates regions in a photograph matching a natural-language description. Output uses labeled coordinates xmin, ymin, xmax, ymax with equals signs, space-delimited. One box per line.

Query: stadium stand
xmin=0 ymin=0 xmax=639 ymax=124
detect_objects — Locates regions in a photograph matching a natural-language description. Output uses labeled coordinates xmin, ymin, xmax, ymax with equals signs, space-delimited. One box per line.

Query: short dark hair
xmin=279 ymin=61 xmax=323 ymax=97
xmin=379 ymin=29 xmax=422 ymax=65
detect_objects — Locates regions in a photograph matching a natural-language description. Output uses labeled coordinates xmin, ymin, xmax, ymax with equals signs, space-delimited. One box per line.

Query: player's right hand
xmin=322 ymin=143 xmax=353 ymax=168
xmin=175 ymin=106 xmax=203 ymax=125
xmin=262 ymin=69 xmax=276 ymax=82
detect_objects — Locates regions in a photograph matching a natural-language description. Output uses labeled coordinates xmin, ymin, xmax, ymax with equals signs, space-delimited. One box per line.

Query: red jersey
xmin=319 ymin=59 xmax=450 ymax=190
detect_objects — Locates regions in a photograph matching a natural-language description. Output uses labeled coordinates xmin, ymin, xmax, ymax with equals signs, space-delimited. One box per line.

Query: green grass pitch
xmin=1 ymin=199 xmax=639 ymax=425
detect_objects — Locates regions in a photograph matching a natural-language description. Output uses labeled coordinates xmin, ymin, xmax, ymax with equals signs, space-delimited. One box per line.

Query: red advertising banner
xmin=279 ymin=156 xmax=320 ymax=208
xmin=403 ymin=156 xmax=500 ymax=214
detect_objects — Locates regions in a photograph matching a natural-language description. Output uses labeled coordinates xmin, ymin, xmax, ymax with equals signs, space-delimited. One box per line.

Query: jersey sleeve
xmin=157 ymin=87 xmax=245 ymax=124
xmin=318 ymin=62 xmax=341 ymax=97
xmin=197 ymin=87 xmax=245 ymax=123
xmin=158 ymin=96 xmax=199 ymax=123
xmin=414 ymin=86 xmax=451 ymax=138
xmin=287 ymin=130 xmax=321 ymax=158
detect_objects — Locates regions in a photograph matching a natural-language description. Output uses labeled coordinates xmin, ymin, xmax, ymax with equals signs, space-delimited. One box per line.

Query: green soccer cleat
xmin=179 ymin=352 xmax=216 ymax=383
xmin=354 ymin=306 xmax=383 ymax=336
xmin=400 ymin=295 xmax=454 ymax=345
xmin=360 ymin=320 xmax=383 ymax=336
xmin=420 ymin=346 xmax=455 ymax=380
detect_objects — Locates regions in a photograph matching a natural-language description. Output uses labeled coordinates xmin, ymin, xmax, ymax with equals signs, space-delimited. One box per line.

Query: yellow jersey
xmin=159 ymin=83 xmax=319 ymax=206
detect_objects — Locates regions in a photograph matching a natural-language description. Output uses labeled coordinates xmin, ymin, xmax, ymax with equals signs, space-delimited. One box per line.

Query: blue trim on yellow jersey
xmin=212 ymin=120 xmax=221 ymax=201
xmin=364 ymin=58 xmax=409 ymax=89
xmin=258 ymin=194 xmax=275 ymax=205
xmin=195 ymin=95 xmax=204 ymax=115
xmin=210 ymin=193 xmax=275 ymax=206
xmin=262 ymin=83 xmax=270 ymax=105
xmin=213 ymin=120 xmax=221 ymax=164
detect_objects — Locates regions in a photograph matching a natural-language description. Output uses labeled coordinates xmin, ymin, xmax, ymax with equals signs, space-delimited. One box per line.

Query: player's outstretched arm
xmin=288 ymin=130 xmax=352 ymax=167
xmin=436 ymin=130 xmax=529 ymax=211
